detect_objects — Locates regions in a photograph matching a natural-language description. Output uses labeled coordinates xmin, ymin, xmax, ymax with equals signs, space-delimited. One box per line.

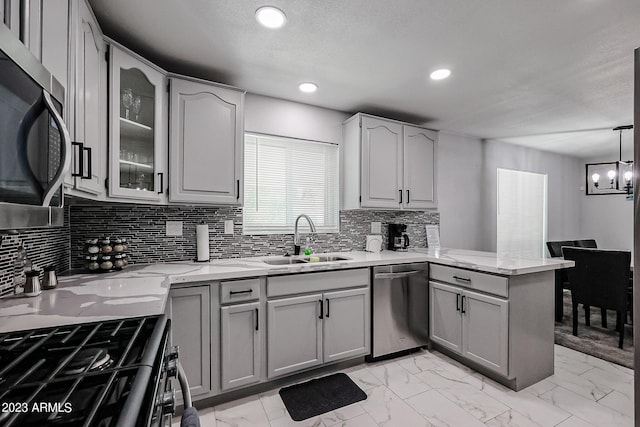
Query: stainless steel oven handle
xmin=374 ymin=270 xmax=422 ymax=279
xmin=42 ymin=89 xmax=71 ymax=207
xmin=177 ymin=361 xmax=193 ymax=409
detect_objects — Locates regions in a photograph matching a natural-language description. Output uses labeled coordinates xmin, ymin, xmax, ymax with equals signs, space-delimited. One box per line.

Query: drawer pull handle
xmin=453 ymin=275 xmax=471 ymax=283
xmin=229 ymin=289 xmax=252 ymax=295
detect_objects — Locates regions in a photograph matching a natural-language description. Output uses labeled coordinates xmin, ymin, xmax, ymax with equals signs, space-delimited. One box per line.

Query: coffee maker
xmin=388 ymin=223 xmax=410 ymax=251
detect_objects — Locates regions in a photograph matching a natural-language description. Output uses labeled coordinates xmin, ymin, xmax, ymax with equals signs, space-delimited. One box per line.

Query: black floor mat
xmin=279 ymin=373 xmax=367 ymax=421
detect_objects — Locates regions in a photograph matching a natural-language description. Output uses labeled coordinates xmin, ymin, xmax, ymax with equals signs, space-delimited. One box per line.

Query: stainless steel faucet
xmin=293 ymin=214 xmax=317 ymax=255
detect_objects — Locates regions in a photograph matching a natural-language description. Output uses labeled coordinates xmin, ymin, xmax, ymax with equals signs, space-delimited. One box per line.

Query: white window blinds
xmin=243 ymin=133 xmax=339 ymax=234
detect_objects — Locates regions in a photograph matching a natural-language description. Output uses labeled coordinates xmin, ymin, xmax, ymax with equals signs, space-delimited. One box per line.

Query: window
xmin=496 ymin=168 xmax=548 ymax=258
xmin=243 ymin=133 xmax=339 ymax=234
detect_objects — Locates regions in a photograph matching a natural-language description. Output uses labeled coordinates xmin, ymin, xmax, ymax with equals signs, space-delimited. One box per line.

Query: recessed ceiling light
xmin=299 ymin=82 xmax=318 ymax=93
xmin=255 ymin=6 xmax=287 ymax=29
xmin=430 ymin=68 xmax=451 ymax=80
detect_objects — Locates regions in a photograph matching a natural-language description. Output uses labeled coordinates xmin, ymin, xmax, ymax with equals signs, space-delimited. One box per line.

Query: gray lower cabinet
xmin=267 ymin=294 xmax=323 ymax=378
xmin=429 ymin=263 xmax=555 ymax=391
xmin=323 ymin=288 xmax=370 ymax=363
xmin=267 ymin=284 xmax=370 ymax=379
xmin=430 ymin=281 xmax=508 ymax=376
xmin=220 ymin=301 xmax=261 ymax=390
xmin=462 ymin=290 xmax=508 ymax=375
xmin=429 ymin=282 xmax=463 ymax=353
xmin=167 ymin=285 xmax=211 ymax=398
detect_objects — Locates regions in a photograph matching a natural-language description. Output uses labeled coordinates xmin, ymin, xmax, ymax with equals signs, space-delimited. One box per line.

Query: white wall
xmin=244 ymin=94 xmax=349 ymax=144
xmin=580 ymin=156 xmax=634 ymax=252
xmin=479 ymin=139 xmax=584 ymax=252
xmin=437 ymin=132 xmax=484 ymax=250
xmin=438 ymin=133 xmax=584 ymax=252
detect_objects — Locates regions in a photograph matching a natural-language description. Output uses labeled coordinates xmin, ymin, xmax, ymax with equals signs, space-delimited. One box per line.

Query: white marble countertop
xmin=0 ymin=248 xmax=571 ymax=333
xmin=410 ymin=247 xmax=574 ymax=275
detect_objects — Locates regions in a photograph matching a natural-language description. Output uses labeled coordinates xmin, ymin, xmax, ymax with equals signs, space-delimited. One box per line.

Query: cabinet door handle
xmin=461 ymin=295 xmax=466 ymax=314
xmin=236 ymin=179 xmax=240 ymax=199
xmin=157 ymin=172 xmax=164 ymax=194
xmin=456 ymin=293 xmax=460 ymax=311
xmin=406 ymin=189 xmax=410 ymax=204
xmin=71 ymin=141 xmax=84 ymax=177
xmin=255 ymin=308 xmax=259 ymax=331
xmin=318 ymin=299 xmax=324 ymax=319
xmin=326 ymin=299 xmax=330 ymax=318
xmin=82 ymin=146 xmax=92 ymax=179
xmin=229 ymin=289 xmax=252 ymax=295
xmin=453 ymin=275 xmax=471 ymax=283
xmin=399 ymin=189 xmax=403 ymax=204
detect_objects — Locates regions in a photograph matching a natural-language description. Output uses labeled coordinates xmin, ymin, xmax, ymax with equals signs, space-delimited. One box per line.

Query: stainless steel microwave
xmin=0 ymin=24 xmax=71 ymax=229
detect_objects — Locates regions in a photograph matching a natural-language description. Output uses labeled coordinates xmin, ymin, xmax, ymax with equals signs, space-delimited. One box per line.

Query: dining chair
xmin=562 ymin=247 xmax=631 ymax=349
xmin=546 ymin=240 xmax=578 ymax=258
xmin=547 ymin=240 xmax=607 ymax=324
xmin=575 ymin=239 xmax=597 ymax=249
xmin=571 ymin=239 xmax=609 ymax=325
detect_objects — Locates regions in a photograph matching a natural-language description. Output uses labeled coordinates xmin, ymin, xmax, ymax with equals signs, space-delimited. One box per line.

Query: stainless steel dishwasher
xmin=370 ymin=263 xmax=429 ymax=359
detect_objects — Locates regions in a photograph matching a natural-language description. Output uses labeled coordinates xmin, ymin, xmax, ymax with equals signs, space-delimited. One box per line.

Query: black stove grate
xmin=0 ymin=315 xmax=168 ymax=427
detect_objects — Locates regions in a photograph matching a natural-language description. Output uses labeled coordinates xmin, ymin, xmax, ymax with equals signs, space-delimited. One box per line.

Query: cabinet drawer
xmin=220 ymin=278 xmax=260 ymax=304
xmin=430 ymin=264 xmax=508 ymax=298
xmin=268 ymin=268 xmax=369 ymax=298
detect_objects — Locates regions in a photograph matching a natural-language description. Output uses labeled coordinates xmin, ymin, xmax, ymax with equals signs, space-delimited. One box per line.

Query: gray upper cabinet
xmin=169 ymin=77 xmax=244 ymax=205
xmin=323 ymin=287 xmax=370 ymax=363
xmin=360 ymin=116 xmax=403 ymax=208
xmin=3 ymin=0 xmax=19 ymax=39
xmin=342 ymin=113 xmax=438 ymax=210
xmin=220 ymin=301 xmax=261 ymax=391
xmin=70 ymin=0 xmax=106 ymax=195
xmin=167 ymin=285 xmax=211 ymax=398
xmin=403 ymin=125 xmax=437 ymax=209
xmin=41 ymin=0 xmax=69 ymax=111
xmin=108 ymin=45 xmax=167 ymax=202
xmin=267 ymin=293 xmax=323 ymax=379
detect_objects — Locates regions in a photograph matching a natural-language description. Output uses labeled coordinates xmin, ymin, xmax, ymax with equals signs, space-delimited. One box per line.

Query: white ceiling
xmin=88 ymin=0 xmax=640 ymax=159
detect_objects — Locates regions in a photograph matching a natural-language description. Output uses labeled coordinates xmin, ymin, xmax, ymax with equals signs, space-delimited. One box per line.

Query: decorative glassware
xmin=132 ymin=95 xmax=142 ymax=122
xmin=121 ymin=88 xmax=133 ymax=119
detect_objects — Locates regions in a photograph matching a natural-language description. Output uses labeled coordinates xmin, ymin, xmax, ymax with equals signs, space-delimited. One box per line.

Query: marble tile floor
xmin=173 ymin=345 xmax=634 ymax=427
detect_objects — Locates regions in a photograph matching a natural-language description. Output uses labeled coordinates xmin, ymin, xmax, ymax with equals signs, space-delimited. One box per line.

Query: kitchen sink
xmin=262 ymin=255 xmax=351 ymax=265
xmin=311 ymin=255 xmax=351 ymax=262
xmin=262 ymin=258 xmax=309 ymax=265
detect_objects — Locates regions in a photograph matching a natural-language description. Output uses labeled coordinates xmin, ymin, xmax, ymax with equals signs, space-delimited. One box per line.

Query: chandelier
xmin=586 ymin=125 xmax=634 ymax=196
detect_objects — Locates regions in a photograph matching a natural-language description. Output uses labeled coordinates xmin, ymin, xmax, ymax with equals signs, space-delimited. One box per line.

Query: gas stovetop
xmin=0 ymin=315 xmax=172 ymax=427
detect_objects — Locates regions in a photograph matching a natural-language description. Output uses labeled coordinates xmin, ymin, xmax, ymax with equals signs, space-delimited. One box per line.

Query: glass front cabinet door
xmin=108 ymin=45 xmax=167 ymax=201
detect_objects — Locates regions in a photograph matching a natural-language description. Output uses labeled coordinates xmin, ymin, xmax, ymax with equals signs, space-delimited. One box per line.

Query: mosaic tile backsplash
xmin=69 ymin=203 xmax=439 ymax=269
xmin=0 ymin=208 xmax=71 ymax=296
